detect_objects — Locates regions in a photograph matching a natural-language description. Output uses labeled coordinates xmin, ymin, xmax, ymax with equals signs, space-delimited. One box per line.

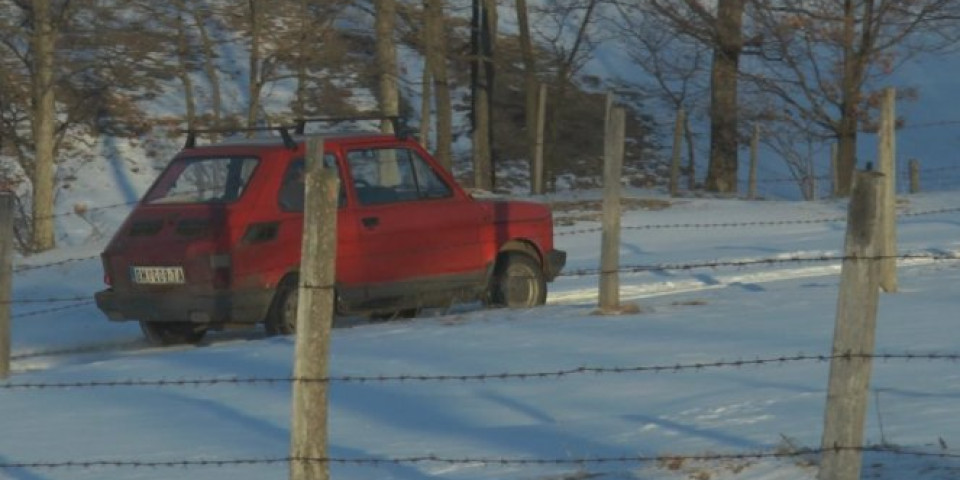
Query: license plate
xmin=130 ymin=266 xmax=185 ymax=285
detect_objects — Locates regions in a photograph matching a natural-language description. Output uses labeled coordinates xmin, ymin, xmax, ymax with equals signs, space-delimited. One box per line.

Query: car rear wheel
xmin=265 ymin=279 xmax=299 ymax=335
xmin=265 ymin=277 xmax=337 ymax=335
xmin=140 ymin=321 xmax=207 ymax=345
xmin=487 ymin=252 xmax=547 ymax=308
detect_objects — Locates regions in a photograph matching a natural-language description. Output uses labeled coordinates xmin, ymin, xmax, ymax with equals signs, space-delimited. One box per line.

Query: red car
xmin=95 ymin=118 xmax=565 ymax=344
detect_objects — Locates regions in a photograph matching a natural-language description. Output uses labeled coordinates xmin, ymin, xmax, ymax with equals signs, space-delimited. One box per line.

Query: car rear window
xmin=144 ymin=156 xmax=259 ymax=204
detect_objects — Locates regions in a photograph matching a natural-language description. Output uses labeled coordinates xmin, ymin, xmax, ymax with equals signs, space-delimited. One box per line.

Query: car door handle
xmin=361 ymin=216 xmax=380 ymax=228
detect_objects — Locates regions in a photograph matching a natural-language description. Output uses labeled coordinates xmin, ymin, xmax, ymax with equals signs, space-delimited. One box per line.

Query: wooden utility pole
xmin=877 ymin=87 xmax=897 ymax=293
xmin=748 ymin=124 xmax=759 ymax=199
xmin=0 ymin=193 xmax=13 ymax=379
xmin=669 ymin=108 xmax=685 ymax=197
xmin=598 ymin=93 xmax=625 ymax=313
xmin=289 ymin=137 xmax=338 ymax=480
xmin=818 ymin=170 xmax=883 ymax=480
xmin=531 ymin=83 xmax=547 ymax=195
xmin=908 ymin=159 xmax=920 ymax=194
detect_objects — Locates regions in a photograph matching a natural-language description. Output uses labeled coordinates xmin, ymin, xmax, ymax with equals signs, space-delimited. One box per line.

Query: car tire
xmin=487 ymin=252 xmax=547 ymax=308
xmin=140 ymin=320 xmax=207 ymax=345
xmin=265 ymin=278 xmax=299 ymax=336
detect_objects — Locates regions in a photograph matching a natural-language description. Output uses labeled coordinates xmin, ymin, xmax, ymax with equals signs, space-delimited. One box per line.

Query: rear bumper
xmin=544 ymin=249 xmax=566 ymax=281
xmin=94 ymin=287 xmax=274 ymax=325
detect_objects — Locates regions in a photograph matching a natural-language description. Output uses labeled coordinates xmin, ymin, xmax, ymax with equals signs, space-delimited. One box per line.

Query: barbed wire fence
xmin=6 ymin=144 xmax=960 ymax=476
xmin=0 ymin=351 xmax=958 ymax=474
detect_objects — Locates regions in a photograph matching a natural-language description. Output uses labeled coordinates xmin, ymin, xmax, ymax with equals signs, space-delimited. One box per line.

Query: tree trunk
xmin=471 ymin=0 xmax=496 ymax=190
xmin=30 ymin=0 xmax=56 ymax=252
xmin=425 ymin=0 xmax=453 ymax=169
xmin=704 ymin=0 xmax=744 ymax=194
xmin=835 ymin=0 xmax=876 ymax=197
xmin=294 ymin=0 xmax=309 ymax=119
xmin=246 ymin=0 xmax=262 ymax=129
xmin=375 ymin=0 xmax=398 ymax=134
xmin=192 ymin=8 xmax=222 ymax=127
xmin=174 ymin=12 xmax=197 ymax=129
xmin=420 ymin=52 xmax=432 ymax=149
xmin=516 ymin=0 xmax=539 ymax=193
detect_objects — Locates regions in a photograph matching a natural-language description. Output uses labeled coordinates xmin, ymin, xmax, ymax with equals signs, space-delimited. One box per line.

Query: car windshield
xmin=144 ymin=156 xmax=259 ymax=204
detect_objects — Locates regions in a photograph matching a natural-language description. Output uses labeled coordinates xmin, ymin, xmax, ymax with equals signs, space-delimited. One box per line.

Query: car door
xmin=343 ymin=145 xmax=486 ymax=291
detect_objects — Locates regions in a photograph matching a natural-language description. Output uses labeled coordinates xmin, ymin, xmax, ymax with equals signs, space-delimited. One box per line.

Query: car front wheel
xmin=487 ymin=252 xmax=547 ymax=308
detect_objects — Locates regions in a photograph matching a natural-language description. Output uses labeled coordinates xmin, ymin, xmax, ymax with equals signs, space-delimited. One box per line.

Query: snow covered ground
xmin=4 ymin=188 xmax=960 ymax=480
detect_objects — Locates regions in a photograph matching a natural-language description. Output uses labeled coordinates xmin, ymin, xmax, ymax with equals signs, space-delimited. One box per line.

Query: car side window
xmin=346 ymin=147 xmax=452 ymax=206
xmin=278 ymin=154 xmax=345 ymax=212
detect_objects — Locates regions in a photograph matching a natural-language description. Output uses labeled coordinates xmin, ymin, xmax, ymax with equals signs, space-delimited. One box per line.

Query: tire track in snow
xmin=547 ymin=253 xmax=950 ymax=305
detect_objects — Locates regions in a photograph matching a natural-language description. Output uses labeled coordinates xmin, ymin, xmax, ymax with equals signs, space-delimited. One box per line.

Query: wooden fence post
xmin=290 ymin=137 xmax=338 ymax=480
xmin=748 ymin=124 xmax=759 ymax=199
xmin=818 ymin=170 xmax=883 ymax=480
xmin=0 ymin=193 xmax=12 ymax=379
xmin=877 ymin=87 xmax=898 ymax=293
xmin=669 ymin=107 xmax=685 ymax=197
xmin=908 ymin=159 xmax=920 ymax=194
xmin=532 ymin=83 xmax=547 ymax=195
xmin=598 ymin=93 xmax=625 ymax=313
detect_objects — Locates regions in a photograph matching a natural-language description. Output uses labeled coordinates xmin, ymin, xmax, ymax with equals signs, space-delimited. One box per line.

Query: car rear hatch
xmin=101 ymin=154 xmax=261 ymax=293
xmin=102 ymin=204 xmax=233 ymax=293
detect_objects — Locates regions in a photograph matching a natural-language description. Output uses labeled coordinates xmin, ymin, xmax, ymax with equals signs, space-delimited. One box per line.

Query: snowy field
xmin=4 ymin=188 xmax=960 ymax=480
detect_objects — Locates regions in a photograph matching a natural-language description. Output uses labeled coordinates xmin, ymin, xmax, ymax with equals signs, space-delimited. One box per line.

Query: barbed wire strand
xmin=2 ymin=352 xmax=957 ymax=390
xmin=0 ymin=445 xmax=957 ymax=471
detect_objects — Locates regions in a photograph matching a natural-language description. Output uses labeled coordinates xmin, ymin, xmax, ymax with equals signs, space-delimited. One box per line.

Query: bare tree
xmin=29 ymin=0 xmax=56 ymax=252
xmin=0 ymin=0 xmax=169 ymax=251
xmin=647 ymin=0 xmax=747 ymax=194
xmin=535 ymin=0 xmax=602 ymax=189
xmin=423 ymin=0 xmax=453 ymax=169
xmin=748 ymin=0 xmax=960 ymax=196
xmin=471 ymin=0 xmax=498 ymax=190
xmin=609 ymin=2 xmax=712 ymax=189
xmin=516 ymin=0 xmax=540 ymax=190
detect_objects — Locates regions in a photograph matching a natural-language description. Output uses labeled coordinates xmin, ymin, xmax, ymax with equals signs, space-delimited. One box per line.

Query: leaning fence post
xmin=0 ymin=193 xmax=12 ymax=379
xmin=290 ymin=136 xmax=338 ymax=480
xmin=877 ymin=87 xmax=898 ymax=293
xmin=818 ymin=170 xmax=883 ymax=480
xmin=748 ymin=124 xmax=759 ymax=200
xmin=598 ymin=92 xmax=625 ymax=313
xmin=830 ymin=143 xmax=839 ymax=198
xmin=908 ymin=159 xmax=920 ymax=194
xmin=669 ymin=107 xmax=685 ymax=197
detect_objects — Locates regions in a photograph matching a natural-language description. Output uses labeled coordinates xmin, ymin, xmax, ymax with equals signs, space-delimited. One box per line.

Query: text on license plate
xmin=131 ymin=266 xmax=185 ymax=284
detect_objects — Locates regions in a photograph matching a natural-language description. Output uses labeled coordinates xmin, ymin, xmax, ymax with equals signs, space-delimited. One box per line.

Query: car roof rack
xmin=293 ymin=115 xmax=408 ymax=139
xmin=181 ymin=126 xmax=297 ymax=150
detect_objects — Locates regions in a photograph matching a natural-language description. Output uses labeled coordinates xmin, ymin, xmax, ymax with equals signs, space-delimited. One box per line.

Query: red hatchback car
xmin=95 ymin=119 xmax=565 ymax=344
